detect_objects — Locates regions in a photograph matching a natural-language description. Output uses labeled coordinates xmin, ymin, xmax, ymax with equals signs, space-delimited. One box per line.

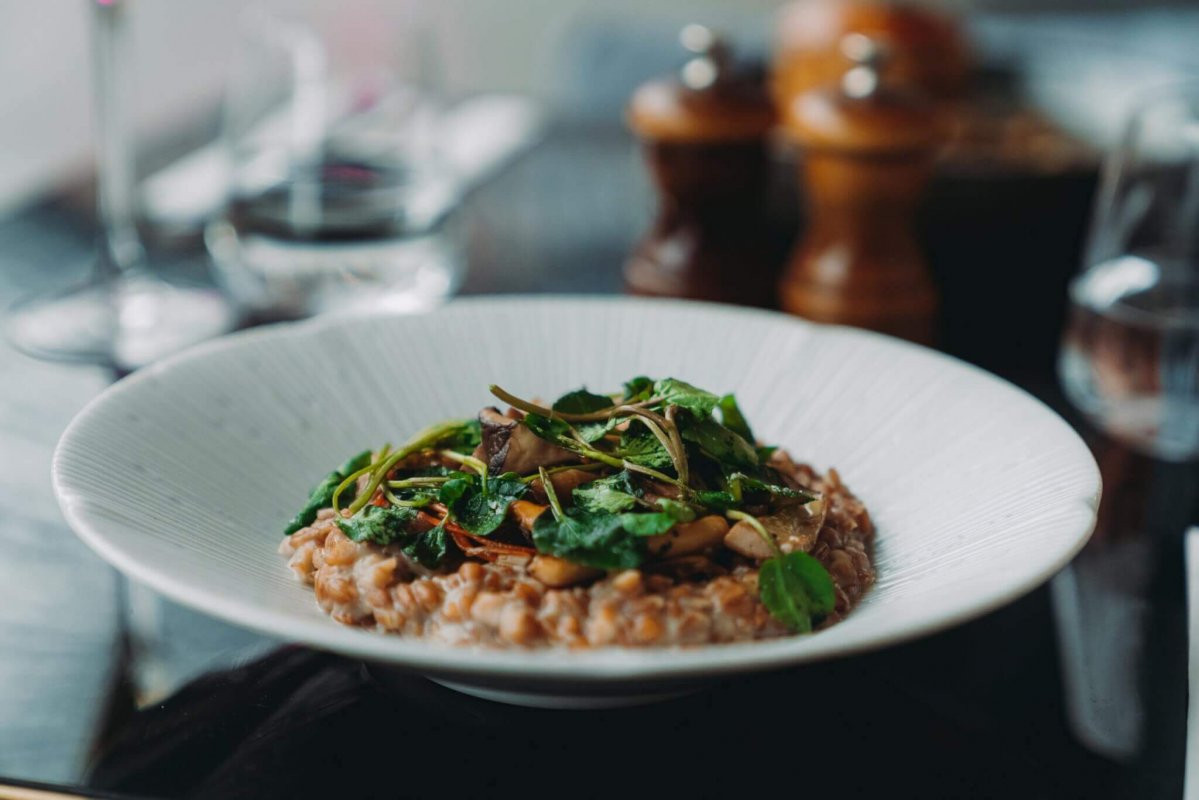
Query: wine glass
xmin=1059 ymin=85 xmax=1199 ymax=462
xmin=203 ymin=6 xmax=463 ymax=321
xmin=4 ymin=0 xmax=232 ymax=372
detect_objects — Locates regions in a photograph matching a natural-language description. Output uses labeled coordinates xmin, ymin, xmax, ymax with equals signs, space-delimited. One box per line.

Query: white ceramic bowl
xmin=53 ymin=297 xmax=1100 ymax=706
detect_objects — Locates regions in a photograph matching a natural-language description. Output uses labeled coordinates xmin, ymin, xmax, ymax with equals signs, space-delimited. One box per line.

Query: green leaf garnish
xmin=572 ymin=470 xmax=641 ymax=514
xmin=615 ymin=422 xmax=674 ymax=470
xmin=552 ymin=388 xmax=618 ymax=443
xmin=654 ymin=497 xmax=698 ymax=523
xmin=437 ymin=471 xmax=527 ymax=536
xmin=680 ymin=416 xmax=759 ymax=471
xmin=758 ymin=552 xmax=836 ymax=633
xmin=694 ymin=490 xmax=738 ymax=511
xmin=337 ymin=505 xmax=452 ymax=568
xmin=337 ymin=504 xmax=421 ymax=545
xmin=440 ymin=418 xmax=483 ymax=455
xmin=622 ymin=376 xmax=654 ymax=403
xmin=717 ymin=394 xmax=754 ymax=443
xmin=653 ymin=378 xmax=719 ymax=417
xmin=402 ymin=523 xmax=450 ymax=568
xmin=531 ymin=508 xmax=646 ymax=570
xmin=552 ymin=388 xmax=615 ymax=415
xmin=619 ymin=510 xmax=680 ymax=536
xmin=284 ymin=449 xmax=372 ymax=535
xmin=726 ymin=472 xmax=818 ymax=504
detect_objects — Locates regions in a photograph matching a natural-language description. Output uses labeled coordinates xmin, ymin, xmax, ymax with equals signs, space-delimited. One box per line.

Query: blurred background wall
xmin=2 ymin=0 xmax=1199 ymax=214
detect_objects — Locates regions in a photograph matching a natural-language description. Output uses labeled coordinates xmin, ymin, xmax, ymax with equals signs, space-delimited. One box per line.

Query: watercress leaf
xmin=680 ymin=416 xmax=759 ymax=471
xmin=756 ymin=445 xmax=778 ymax=462
xmin=727 ymin=472 xmax=818 ymax=503
xmin=438 ymin=471 xmax=527 ymax=536
xmin=552 ymin=388 xmax=614 ymax=415
xmin=337 ymin=504 xmax=421 ymax=546
xmin=523 ymin=413 xmax=572 ymax=444
xmin=622 ymin=376 xmax=654 ymax=403
xmin=783 ymin=551 xmax=836 ymax=617
xmin=616 ymin=498 xmax=696 ymax=537
xmin=581 ymin=420 xmax=620 ymax=444
xmin=653 ymin=378 xmax=719 ymax=417
xmin=284 ymin=449 xmax=372 ymax=535
xmin=436 ymin=472 xmax=474 ymax=508
xmin=617 ymin=422 xmax=673 ymax=469
xmin=543 ymin=390 xmax=617 ymax=443
xmin=572 ymin=470 xmax=641 ymax=514
xmin=439 ymin=419 xmax=482 ymax=454
xmin=758 ymin=552 xmax=836 ymax=632
xmin=531 ymin=508 xmax=644 ymax=570
xmin=618 ymin=511 xmax=678 ymax=537
xmin=401 ymin=523 xmax=450 ymax=569
xmin=717 ymin=394 xmax=754 ymax=443
xmin=695 ymin=490 xmax=738 ymax=511
xmin=655 ymin=497 xmax=697 ymax=523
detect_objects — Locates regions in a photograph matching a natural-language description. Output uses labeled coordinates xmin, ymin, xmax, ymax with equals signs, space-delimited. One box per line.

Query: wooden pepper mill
xmin=772 ymin=0 xmax=970 ymax=107
xmin=778 ymin=34 xmax=941 ymax=344
xmin=625 ymin=25 xmax=779 ymax=307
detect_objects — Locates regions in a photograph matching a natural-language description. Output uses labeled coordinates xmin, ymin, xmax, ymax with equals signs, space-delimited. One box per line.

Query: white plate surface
xmin=52 ymin=296 xmax=1100 ymax=685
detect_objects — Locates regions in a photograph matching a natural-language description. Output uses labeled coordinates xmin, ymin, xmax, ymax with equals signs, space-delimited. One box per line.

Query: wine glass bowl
xmin=204 ymin=8 xmax=462 ymax=320
xmin=4 ymin=0 xmax=233 ymax=372
xmin=1059 ymin=87 xmax=1199 ymax=462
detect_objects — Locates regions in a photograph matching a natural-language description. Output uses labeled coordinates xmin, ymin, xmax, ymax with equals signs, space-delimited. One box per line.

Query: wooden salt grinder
xmin=625 ymin=26 xmax=778 ymax=307
xmin=778 ymin=34 xmax=940 ymax=344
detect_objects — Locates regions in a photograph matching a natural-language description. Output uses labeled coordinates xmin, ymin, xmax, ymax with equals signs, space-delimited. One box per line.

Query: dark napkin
xmin=87 ymin=588 xmax=1130 ymax=800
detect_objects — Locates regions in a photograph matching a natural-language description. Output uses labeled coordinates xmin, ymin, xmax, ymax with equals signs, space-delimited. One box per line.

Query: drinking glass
xmin=1059 ymin=86 xmax=1199 ymax=461
xmin=204 ymin=6 xmax=463 ymax=320
xmin=5 ymin=0 xmax=233 ymax=371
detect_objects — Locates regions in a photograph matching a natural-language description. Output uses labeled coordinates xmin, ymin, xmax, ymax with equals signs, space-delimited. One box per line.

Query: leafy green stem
xmin=538 ymin=466 xmax=565 ymax=521
xmin=383 ymin=488 xmax=433 ymax=508
xmin=387 ymin=477 xmax=451 ymax=489
xmin=345 ymin=420 xmax=474 ymax=516
xmin=663 ymin=404 xmax=689 ymax=485
xmin=622 ymin=459 xmax=693 ymax=494
xmin=332 ymin=463 xmax=377 ymax=514
xmin=623 ymin=407 xmax=685 ymax=483
xmin=489 ymin=384 xmax=662 ymax=422
xmin=439 ymin=449 xmax=489 ymax=491
xmin=520 ymin=462 xmax=607 ymax=483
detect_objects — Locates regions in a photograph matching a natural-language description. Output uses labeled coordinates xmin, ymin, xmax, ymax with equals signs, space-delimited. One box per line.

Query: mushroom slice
xmin=475 ymin=406 xmax=575 ymax=475
xmin=723 ymin=499 xmax=826 ymax=560
xmin=529 ymin=555 xmax=601 ymax=587
xmin=646 ymin=515 xmax=729 ymax=559
xmin=527 ymin=469 xmax=600 ymax=504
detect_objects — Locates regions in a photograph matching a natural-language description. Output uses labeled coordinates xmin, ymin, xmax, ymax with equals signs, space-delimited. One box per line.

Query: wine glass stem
xmin=92 ymin=0 xmax=144 ymax=280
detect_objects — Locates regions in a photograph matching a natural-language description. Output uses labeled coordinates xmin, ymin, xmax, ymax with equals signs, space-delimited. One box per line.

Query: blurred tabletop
xmin=0 ymin=122 xmax=1196 ymax=800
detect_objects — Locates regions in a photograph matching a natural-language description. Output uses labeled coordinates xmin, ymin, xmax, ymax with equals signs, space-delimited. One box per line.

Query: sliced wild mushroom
xmin=529 ymin=554 xmax=601 ymax=587
xmin=510 ymin=500 xmax=550 ymax=533
xmin=724 ymin=499 xmax=826 ymax=560
xmin=527 ymin=468 xmax=600 ymax=503
xmin=645 ymin=515 xmax=729 ymax=558
xmin=473 ymin=406 xmax=575 ymax=475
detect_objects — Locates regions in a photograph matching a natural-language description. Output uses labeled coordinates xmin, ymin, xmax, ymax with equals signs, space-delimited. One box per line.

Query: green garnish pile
xmin=284 ymin=377 xmax=837 ymax=633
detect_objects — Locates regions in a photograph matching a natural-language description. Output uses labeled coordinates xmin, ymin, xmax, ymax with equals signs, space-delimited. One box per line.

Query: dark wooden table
xmin=0 ymin=123 xmax=1194 ymax=800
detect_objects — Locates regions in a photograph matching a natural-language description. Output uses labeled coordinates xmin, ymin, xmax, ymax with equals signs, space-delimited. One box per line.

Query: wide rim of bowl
xmin=52 ymin=295 xmax=1101 ymax=683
